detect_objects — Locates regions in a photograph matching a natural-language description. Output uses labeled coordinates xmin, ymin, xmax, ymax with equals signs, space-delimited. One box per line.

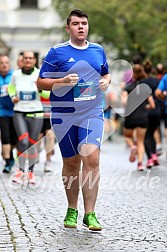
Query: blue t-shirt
xmin=0 ymin=69 xmax=14 ymax=116
xmin=39 ymin=40 xmax=109 ymax=114
xmin=157 ymin=73 xmax=167 ymax=113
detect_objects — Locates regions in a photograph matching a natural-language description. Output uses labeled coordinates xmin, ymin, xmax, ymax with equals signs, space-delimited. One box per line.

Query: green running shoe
xmin=83 ymin=212 xmax=102 ymax=231
xmin=64 ymin=208 xmax=78 ymax=228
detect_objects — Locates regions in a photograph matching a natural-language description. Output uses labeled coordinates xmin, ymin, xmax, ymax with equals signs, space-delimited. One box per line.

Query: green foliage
xmin=53 ymin=0 xmax=167 ymax=64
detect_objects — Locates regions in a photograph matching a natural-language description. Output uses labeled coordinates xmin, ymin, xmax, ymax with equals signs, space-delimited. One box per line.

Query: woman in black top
xmin=143 ymin=60 xmax=161 ymax=168
xmin=122 ymin=64 xmax=155 ymax=171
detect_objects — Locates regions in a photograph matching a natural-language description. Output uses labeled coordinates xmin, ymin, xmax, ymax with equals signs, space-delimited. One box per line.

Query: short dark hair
xmin=143 ymin=59 xmax=153 ymax=74
xmin=67 ymin=9 xmax=88 ymax=25
xmin=132 ymin=54 xmax=143 ymax=65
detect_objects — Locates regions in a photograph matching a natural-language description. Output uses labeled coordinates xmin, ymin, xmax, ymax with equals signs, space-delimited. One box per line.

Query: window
xmin=20 ymin=0 xmax=37 ymax=8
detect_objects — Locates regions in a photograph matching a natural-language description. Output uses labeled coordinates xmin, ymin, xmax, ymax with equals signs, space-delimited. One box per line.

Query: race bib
xmin=0 ymin=85 xmax=8 ymax=97
xmin=73 ymin=81 xmax=96 ymax=101
xmin=19 ymin=91 xmax=36 ymax=101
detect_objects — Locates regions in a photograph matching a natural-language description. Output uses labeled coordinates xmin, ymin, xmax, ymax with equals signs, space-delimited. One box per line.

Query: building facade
xmin=0 ymin=0 xmax=63 ymax=68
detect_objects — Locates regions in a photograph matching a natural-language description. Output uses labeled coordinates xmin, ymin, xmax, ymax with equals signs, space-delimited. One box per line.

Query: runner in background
xmin=8 ymin=51 xmax=49 ymax=185
xmin=142 ymin=59 xmax=161 ymax=168
xmin=17 ymin=54 xmax=23 ymax=69
xmin=122 ymin=64 xmax=155 ymax=171
xmin=154 ymin=63 xmax=166 ymax=155
xmin=0 ymin=54 xmax=17 ymax=173
xmin=155 ymin=71 xmax=167 ymax=156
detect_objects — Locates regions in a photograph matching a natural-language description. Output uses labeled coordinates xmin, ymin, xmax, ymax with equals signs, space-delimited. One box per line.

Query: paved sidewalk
xmin=0 ymin=136 xmax=167 ymax=252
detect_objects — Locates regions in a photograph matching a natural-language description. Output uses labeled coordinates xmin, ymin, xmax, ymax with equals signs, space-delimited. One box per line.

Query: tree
xmin=53 ymin=0 xmax=167 ymax=64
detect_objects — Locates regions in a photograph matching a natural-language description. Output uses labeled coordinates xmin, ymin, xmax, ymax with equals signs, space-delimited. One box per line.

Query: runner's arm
xmin=37 ymin=74 xmax=79 ymax=91
xmin=155 ymin=89 xmax=167 ymax=100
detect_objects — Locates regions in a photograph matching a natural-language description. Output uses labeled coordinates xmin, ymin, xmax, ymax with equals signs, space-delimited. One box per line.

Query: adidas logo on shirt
xmin=68 ymin=57 xmax=76 ymax=62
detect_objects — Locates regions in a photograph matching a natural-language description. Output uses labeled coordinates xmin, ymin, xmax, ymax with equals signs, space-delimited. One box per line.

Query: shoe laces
xmin=65 ymin=208 xmax=77 ymax=222
xmin=87 ymin=212 xmax=100 ymax=224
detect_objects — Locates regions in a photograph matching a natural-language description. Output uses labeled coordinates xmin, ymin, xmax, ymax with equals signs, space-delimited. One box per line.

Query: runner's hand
xmin=63 ymin=74 xmax=79 ymax=86
xmin=163 ymin=91 xmax=167 ymax=96
xmin=99 ymin=79 xmax=109 ymax=91
xmin=11 ymin=96 xmax=19 ymax=103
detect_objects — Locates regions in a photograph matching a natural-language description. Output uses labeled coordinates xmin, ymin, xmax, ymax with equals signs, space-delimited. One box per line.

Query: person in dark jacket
xmin=0 ymin=54 xmax=16 ymax=173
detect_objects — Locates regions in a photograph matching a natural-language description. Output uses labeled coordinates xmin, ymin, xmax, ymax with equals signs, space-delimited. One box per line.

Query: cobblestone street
xmin=0 ymin=136 xmax=167 ymax=252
